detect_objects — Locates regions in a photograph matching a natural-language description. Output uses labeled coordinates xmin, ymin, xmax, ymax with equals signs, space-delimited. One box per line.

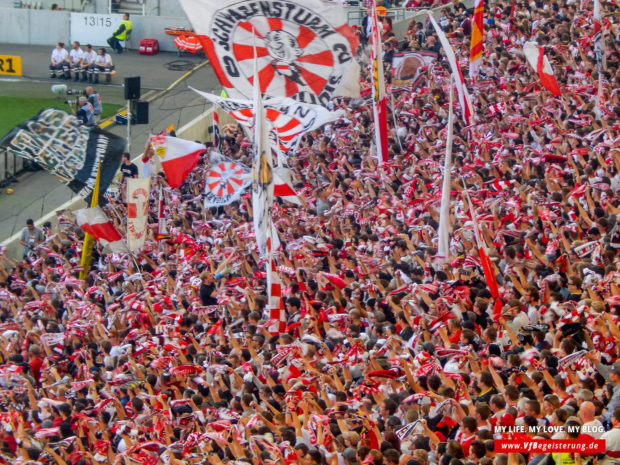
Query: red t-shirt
xmin=29 ymin=357 xmax=43 ymax=384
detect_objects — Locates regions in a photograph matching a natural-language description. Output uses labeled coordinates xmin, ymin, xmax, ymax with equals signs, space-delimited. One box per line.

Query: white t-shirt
xmin=581 ymin=419 xmax=604 ymax=439
xmin=82 ymin=50 xmax=97 ymax=65
xmin=69 ymin=48 xmax=83 ymax=64
xmin=600 ymin=427 xmax=620 ymax=465
xmin=95 ymin=53 xmax=112 ymax=66
xmin=527 ymin=305 xmax=540 ymax=325
xmin=51 ymin=47 xmax=68 ymax=64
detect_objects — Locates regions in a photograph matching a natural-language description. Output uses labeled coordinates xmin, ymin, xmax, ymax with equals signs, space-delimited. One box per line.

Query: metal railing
xmin=345 ymin=6 xmax=419 ymax=26
xmin=0 ymin=149 xmax=32 ymax=189
xmin=109 ymin=0 xmax=145 ymax=15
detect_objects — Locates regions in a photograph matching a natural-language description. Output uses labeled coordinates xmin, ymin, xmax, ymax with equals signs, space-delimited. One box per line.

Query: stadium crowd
xmin=1 ymin=0 xmax=620 ymax=464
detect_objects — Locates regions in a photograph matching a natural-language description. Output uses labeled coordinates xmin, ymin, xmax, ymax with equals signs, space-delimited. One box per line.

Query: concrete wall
xmin=0 ymin=8 xmax=70 ymax=45
xmin=157 ymin=0 xmax=183 ymax=17
xmin=0 ymin=8 xmax=190 ymax=52
xmin=127 ymin=14 xmax=191 ymax=52
xmin=2 ymin=0 xmax=86 ymax=10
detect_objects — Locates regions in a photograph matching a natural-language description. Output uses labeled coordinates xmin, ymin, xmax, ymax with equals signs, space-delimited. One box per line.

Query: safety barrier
xmin=0 ymin=148 xmax=31 ymax=189
xmin=346 ymin=6 xmax=419 ymax=26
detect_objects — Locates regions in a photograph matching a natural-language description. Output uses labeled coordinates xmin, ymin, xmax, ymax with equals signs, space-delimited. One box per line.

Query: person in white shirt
xmin=579 ymin=401 xmax=605 ymax=439
xmin=600 ymin=407 xmax=620 ymax=465
xmin=79 ymin=43 xmax=97 ymax=82
xmin=68 ymin=41 xmax=84 ymax=81
xmin=94 ymin=47 xmax=114 ymax=84
xmin=49 ymin=42 xmax=68 ymax=79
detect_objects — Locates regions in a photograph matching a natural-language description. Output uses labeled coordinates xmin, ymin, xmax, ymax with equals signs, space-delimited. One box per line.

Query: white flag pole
xmin=437 ymin=76 xmax=454 ymax=264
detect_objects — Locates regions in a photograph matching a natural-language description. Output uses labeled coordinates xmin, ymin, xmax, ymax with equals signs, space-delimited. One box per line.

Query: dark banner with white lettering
xmin=0 ymin=108 xmax=125 ymax=204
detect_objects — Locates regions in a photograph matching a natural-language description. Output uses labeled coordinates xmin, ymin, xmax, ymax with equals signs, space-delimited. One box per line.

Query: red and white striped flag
xmin=74 ymin=206 xmax=128 ymax=254
xmin=428 ymin=13 xmax=473 ymax=124
xmin=469 ymin=0 xmax=484 ymax=78
xmin=488 ymin=102 xmax=506 ymax=115
xmin=150 ymin=135 xmax=205 ymax=188
xmin=370 ymin=0 xmax=389 ymax=165
xmin=267 ymin=248 xmax=286 ymax=335
xmin=523 ymin=42 xmax=562 ymax=96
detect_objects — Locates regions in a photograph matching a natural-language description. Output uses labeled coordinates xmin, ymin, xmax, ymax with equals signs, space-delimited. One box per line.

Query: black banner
xmin=0 ymin=108 xmax=125 ymax=204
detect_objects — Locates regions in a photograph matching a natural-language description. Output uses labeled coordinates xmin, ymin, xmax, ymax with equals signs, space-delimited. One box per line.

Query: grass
xmin=0 ymin=97 xmax=121 ymax=137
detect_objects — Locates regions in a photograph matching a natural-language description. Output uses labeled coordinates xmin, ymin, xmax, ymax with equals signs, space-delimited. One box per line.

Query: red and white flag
xmin=428 ymin=13 xmax=473 ymax=125
xmin=273 ymin=146 xmax=301 ymax=206
xmin=490 ymin=179 xmax=516 ymax=191
xmin=191 ymin=87 xmax=344 ymax=154
xmin=463 ymin=192 xmax=502 ymax=317
xmin=150 ymin=135 xmax=205 ymax=188
xmin=370 ymin=0 xmax=389 ymax=165
xmin=74 ymin=206 xmax=128 ymax=254
xmin=267 ymin=252 xmax=286 ymax=335
xmin=523 ymin=42 xmax=562 ymax=96
xmin=126 ymin=177 xmax=151 ymax=251
xmin=204 ymin=152 xmax=252 ymax=208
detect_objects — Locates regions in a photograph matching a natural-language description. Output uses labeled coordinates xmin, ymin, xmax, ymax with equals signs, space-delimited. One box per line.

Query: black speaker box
xmin=124 ymin=76 xmax=141 ymax=100
xmin=131 ymin=100 xmax=149 ymax=124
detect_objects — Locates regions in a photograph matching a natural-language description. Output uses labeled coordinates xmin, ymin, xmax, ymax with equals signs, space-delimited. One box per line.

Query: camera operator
xmin=69 ymin=96 xmax=95 ymax=126
xmin=85 ymin=86 xmax=102 ymax=123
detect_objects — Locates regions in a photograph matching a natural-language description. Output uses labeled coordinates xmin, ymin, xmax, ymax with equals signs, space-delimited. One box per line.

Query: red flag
xmin=150 ymin=135 xmax=205 ymax=188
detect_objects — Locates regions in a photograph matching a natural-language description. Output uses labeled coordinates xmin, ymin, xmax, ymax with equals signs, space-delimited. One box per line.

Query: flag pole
xmin=389 ymin=91 xmax=404 ymax=152
xmin=437 ymin=76 xmax=454 ymax=264
xmin=79 ymin=163 xmax=101 ymax=280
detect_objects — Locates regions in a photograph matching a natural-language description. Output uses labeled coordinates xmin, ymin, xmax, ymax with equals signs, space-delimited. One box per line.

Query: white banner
xmin=191 ymin=87 xmax=343 ymax=153
xmin=126 ymin=177 xmax=151 ymax=251
xmin=179 ymin=0 xmax=360 ymax=105
xmin=71 ymin=13 xmax=122 ymax=47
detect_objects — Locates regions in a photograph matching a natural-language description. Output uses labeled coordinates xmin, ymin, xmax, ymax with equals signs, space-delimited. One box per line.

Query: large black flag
xmin=0 ymin=108 xmax=125 ymax=204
